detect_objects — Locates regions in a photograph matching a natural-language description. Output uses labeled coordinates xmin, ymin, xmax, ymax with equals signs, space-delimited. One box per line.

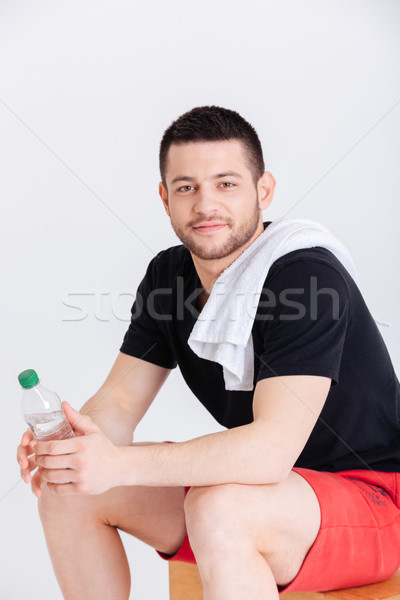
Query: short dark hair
xmin=159 ymin=105 xmax=265 ymax=188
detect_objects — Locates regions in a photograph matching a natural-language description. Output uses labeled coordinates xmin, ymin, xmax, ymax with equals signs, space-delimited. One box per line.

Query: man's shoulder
xmin=143 ymin=243 xmax=189 ymax=284
xmin=262 ymin=246 xmax=355 ymax=308
xmin=154 ymin=243 xmax=189 ymax=265
xmin=268 ymin=246 xmax=352 ymax=283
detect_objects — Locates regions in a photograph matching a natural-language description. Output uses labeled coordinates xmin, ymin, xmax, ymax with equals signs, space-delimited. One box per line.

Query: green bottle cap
xmin=18 ymin=369 xmax=39 ymax=389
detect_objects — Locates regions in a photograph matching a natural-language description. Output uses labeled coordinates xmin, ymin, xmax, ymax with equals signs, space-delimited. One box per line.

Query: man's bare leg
xmin=184 ymin=470 xmax=321 ymax=600
xmin=37 ymin=443 xmax=187 ymax=600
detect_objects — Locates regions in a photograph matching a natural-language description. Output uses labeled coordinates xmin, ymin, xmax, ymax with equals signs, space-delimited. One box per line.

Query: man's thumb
xmin=62 ymin=401 xmax=99 ymax=435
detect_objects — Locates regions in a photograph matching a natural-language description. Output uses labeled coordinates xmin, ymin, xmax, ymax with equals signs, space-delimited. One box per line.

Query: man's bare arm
xmin=31 ymin=372 xmax=331 ymax=495
xmin=79 ymin=351 xmax=172 ymax=445
xmin=115 ymin=374 xmax=331 ymax=486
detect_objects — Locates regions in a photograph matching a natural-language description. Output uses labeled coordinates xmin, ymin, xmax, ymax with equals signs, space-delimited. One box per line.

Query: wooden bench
xmin=169 ymin=562 xmax=400 ymax=599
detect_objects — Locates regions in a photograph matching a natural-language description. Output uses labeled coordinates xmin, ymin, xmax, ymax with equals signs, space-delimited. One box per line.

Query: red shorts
xmin=156 ymin=461 xmax=400 ymax=594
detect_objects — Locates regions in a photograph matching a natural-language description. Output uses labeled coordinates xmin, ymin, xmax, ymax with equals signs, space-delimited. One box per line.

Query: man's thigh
xmin=98 ymin=481 xmax=187 ymax=555
xmin=181 ymin=468 xmax=400 ymax=594
xmin=184 ymin=469 xmax=321 ymax=586
xmin=233 ymin=469 xmax=321 ymax=585
xmin=96 ymin=441 xmax=188 ymax=555
xmin=257 ymin=469 xmax=321 ymax=585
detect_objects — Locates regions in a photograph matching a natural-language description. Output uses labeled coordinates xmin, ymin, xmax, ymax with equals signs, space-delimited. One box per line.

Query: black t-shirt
xmin=120 ymin=221 xmax=400 ymax=473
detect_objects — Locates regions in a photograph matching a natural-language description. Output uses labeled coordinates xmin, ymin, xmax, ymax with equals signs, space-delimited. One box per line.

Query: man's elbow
xmin=267 ymin=457 xmax=293 ymax=483
xmin=251 ymin=422 xmax=298 ymax=483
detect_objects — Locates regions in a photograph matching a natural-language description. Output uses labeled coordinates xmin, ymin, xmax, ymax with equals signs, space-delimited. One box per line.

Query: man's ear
xmin=257 ymin=172 xmax=276 ymax=211
xmin=159 ymin=182 xmax=170 ymax=217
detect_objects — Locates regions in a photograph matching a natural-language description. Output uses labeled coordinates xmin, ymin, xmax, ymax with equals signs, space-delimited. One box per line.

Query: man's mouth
xmin=193 ymin=223 xmax=227 ymax=233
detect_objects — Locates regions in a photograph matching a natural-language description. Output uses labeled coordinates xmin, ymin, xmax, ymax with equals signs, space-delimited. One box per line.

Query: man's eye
xmin=177 ymin=183 xmax=234 ymax=192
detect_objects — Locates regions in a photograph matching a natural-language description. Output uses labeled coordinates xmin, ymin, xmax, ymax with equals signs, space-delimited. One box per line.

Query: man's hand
xmin=17 ymin=428 xmax=42 ymax=497
xmin=34 ymin=401 xmax=123 ymax=496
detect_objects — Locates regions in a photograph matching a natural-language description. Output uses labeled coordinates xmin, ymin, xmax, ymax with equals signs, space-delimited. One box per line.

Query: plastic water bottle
xmin=18 ymin=369 xmax=74 ymax=441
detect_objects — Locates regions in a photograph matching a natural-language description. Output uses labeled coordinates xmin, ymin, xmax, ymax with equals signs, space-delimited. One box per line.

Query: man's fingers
xmin=21 ymin=429 xmax=34 ymax=445
xmin=20 ymin=455 xmax=37 ymax=482
xmin=17 ymin=443 xmax=30 ymax=464
xmin=35 ymin=438 xmax=77 ymax=456
xmin=41 ymin=469 xmax=76 ymax=484
xmin=16 ymin=429 xmax=42 ymax=497
xmin=36 ymin=454 xmax=74 ymax=470
xmin=45 ymin=482 xmax=76 ymax=496
xmin=31 ymin=471 xmax=43 ymax=498
xmin=17 ymin=439 xmax=36 ymax=464
xmin=17 ymin=446 xmax=25 ymax=464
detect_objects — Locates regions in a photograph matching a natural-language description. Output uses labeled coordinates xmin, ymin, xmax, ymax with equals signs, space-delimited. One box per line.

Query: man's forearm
xmin=117 ymin=421 xmax=286 ymax=487
xmin=79 ymin=393 xmax=136 ymax=446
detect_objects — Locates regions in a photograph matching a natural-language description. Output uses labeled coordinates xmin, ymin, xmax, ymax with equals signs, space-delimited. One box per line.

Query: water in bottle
xmin=18 ymin=369 xmax=74 ymax=441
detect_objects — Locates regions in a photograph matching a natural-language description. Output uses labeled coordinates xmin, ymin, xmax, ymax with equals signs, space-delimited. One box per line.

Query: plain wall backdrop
xmin=1 ymin=0 xmax=399 ymax=598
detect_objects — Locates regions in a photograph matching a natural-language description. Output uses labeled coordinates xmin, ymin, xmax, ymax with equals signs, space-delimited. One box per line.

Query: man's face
xmin=160 ymin=140 xmax=268 ymax=261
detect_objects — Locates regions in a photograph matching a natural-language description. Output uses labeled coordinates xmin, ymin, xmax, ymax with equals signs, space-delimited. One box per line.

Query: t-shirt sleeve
xmin=119 ymin=257 xmax=178 ymax=369
xmin=255 ymin=257 xmax=350 ymax=387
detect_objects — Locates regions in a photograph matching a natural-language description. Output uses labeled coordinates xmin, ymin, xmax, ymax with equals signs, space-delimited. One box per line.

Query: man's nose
xmin=193 ymin=186 xmax=220 ymax=213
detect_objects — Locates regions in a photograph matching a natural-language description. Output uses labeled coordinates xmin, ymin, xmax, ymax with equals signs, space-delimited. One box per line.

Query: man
xmin=17 ymin=106 xmax=400 ymax=599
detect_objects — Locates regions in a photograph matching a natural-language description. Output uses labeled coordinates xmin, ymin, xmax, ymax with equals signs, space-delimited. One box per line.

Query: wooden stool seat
xmin=169 ymin=562 xmax=400 ymax=599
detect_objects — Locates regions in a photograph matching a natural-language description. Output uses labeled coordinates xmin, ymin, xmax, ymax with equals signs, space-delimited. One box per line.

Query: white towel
xmin=187 ymin=217 xmax=378 ymax=392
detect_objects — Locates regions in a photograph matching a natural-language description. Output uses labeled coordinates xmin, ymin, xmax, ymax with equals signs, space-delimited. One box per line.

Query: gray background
xmin=1 ymin=0 xmax=399 ymax=598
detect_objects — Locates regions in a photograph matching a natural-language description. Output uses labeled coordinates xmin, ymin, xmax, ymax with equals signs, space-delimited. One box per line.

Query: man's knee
xmin=183 ymin=483 xmax=262 ymax=553
xmin=38 ymin=484 xmax=111 ymax=527
xmin=184 ymin=483 xmax=242 ymax=520
xmin=183 ymin=476 xmax=321 ymax=586
xmin=183 ymin=477 xmax=318 ymax=554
